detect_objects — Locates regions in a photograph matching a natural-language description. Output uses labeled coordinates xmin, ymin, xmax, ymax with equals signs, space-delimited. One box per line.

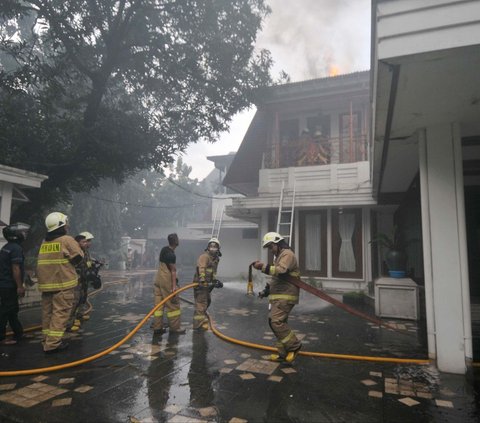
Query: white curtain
xmin=338 ymin=213 xmax=356 ymax=272
xmin=305 ymin=214 xmax=322 ymax=271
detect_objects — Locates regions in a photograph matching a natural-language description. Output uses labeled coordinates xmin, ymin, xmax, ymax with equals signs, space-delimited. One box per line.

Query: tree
xmin=1 ymin=0 xmax=273 ymax=238
xmin=67 ymin=158 xmax=211 ymax=264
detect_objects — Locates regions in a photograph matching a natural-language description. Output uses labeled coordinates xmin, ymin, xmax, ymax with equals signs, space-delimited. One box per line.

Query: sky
xmin=181 ymin=0 xmax=371 ymax=180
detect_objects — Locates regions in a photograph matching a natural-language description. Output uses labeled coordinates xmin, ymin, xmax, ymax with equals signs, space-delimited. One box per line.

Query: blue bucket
xmin=389 ymin=270 xmax=406 ymax=278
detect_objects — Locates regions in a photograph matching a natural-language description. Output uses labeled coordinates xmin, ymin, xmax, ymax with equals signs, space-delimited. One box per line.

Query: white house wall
xmin=376 ymin=0 xmax=480 ymax=60
xmin=214 ymin=227 xmax=259 ymax=280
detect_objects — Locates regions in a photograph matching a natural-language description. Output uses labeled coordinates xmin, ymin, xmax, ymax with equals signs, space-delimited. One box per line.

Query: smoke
xmin=257 ymin=0 xmax=371 ymax=80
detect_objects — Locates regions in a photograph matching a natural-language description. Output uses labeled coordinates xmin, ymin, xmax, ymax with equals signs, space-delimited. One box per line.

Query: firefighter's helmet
xmin=262 ymin=232 xmax=284 ymax=248
xmin=45 ymin=212 xmax=68 ymax=232
xmin=79 ymin=231 xmax=94 ymax=240
xmin=208 ymin=237 xmax=221 ymax=248
xmin=2 ymin=222 xmax=30 ymax=242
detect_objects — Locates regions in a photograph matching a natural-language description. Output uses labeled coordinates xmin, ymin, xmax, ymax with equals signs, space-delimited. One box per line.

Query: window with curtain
xmin=299 ymin=211 xmax=327 ymax=276
xmin=332 ymin=209 xmax=363 ymax=278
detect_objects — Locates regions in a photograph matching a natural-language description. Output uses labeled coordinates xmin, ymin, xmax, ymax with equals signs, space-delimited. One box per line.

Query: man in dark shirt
xmin=152 ymin=233 xmax=185 ymax=334
xmin=0 ymin=222 xmax=30 ymax=345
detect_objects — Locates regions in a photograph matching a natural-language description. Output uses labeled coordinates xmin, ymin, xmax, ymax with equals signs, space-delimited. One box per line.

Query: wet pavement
xmin=1 ymin=270 xmax=479 ymax=422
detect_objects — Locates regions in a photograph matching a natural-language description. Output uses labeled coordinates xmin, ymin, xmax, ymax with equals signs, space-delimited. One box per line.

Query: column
xmin=419 ymin=124 xmax=471 ymax=374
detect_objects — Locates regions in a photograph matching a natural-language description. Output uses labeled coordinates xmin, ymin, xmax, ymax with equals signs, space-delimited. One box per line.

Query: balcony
xmin=263 ymin=134 xmax=368 ymax=169
xmin=257 ymin=133 xmax=374 ymax=205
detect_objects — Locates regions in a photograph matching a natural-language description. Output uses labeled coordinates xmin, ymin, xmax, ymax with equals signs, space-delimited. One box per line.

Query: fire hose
xmin=248 ymin=263 xmax=413 ymax=335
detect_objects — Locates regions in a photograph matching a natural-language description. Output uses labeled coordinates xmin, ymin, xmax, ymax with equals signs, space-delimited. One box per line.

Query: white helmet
xmin=45 ymin=212 xmax=68 ymax=232
xmin=79 ymin=231 xmax=94 ymax=240
xmin=208 ymin=237 xmax=221 ymax=248
xmin=262 ymin=232 xmax=284 ymax=248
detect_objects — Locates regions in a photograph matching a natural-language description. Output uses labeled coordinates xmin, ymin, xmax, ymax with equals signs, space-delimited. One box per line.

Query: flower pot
xmin=385 ymin=249 xmax=407 ymax=278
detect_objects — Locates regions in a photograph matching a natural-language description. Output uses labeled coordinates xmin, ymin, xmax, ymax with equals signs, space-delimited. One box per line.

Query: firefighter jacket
xmin=193 ymin=251 xmax=218 ymax=287
xmin=155 ymin=246 xmax=176 ymax=289
xmin=37 ymin=235 xmax=84 ymax=292
xmin=261 ymin=248 xmax=300 ymax=304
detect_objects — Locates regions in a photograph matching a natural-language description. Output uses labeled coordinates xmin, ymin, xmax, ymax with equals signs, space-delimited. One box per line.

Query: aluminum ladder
xmin=211 ymin=204 xmax=225 ymax=239
xmin=276 ymin=181 xmax=296 ymax=244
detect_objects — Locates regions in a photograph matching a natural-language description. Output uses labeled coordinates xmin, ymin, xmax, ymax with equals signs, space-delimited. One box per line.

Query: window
xmin=279 ymin=119 xmax=299 ymax=144
xmin=332 ymin=208 xmax=363 ymax=278
xmin=306 ymin=115 xmax=330 ymax=137
xmin=299 ymin=211 xmax=327 ymax=276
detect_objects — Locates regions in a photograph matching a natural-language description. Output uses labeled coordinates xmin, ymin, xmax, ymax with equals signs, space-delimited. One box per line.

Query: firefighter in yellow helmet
xmin=36 ymin=212 xmax=83 ymax=353
xmin=193 ymin=237 xmax=223 ymax=330
xmin=252 ymin=232 xmax=302 ymax=363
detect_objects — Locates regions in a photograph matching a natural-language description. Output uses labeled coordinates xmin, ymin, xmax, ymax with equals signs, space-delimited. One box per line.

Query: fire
xmin=328 ymin=65 xmax=340 ymax=77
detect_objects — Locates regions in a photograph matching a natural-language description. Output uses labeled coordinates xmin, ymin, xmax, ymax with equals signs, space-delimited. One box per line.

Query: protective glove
xmin=258 ymin=284 xmax=270 ymax=299
xmin=252 ymin=261 xmax=264 ymax=270
xmin=214 ymin=279 xmax=223 ymax=289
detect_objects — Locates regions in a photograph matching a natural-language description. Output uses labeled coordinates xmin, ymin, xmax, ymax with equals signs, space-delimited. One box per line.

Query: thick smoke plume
xmin=257 ymin=0 xmax=370 ymax=80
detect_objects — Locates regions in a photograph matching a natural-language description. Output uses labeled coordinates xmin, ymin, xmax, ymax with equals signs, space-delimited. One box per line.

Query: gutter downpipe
xmin=418 ymin=129 xmax=437 ymax=360
xmin=452 ymin=123 xmax=473 ymax=361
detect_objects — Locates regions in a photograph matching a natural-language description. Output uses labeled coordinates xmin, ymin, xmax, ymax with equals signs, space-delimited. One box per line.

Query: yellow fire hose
xmin=0 ymin=283 xmax=197 ymax=377
xmin=1 ymin=281 xmax=436 ymax=377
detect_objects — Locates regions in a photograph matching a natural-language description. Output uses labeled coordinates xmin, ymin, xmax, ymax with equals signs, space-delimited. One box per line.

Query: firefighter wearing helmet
xmin=36 ymin=212 xmax=83 ymax=353
xmin=252 ymin=232 xmax=302 ymax=363
xmin=192 ymin=237 xmax=223 ymax=330
xmin=0 ymin=222 xmax=30 ymax=345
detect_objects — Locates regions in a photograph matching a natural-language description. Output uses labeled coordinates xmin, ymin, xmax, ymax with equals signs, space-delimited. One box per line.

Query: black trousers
xmin=0 ymin=287 xmax=23 ymax=340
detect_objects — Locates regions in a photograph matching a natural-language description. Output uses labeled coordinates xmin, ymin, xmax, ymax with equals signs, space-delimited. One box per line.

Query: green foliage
xmin=370 ymin=226 xmax=419 ymax=252
xmin=68 ymin=158 xmax=210 ymax=261
xmin=1 ymin=0 xmax=273 ymax=243
xmin=370 ymin=226 xmax=402 ymax=250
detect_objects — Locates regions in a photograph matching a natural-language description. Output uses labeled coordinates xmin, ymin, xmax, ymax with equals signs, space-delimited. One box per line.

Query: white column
xmin=0 ymin=182 xmax=13 ymax=224
xmin=418 ymin=130 xmax=437 ymax=361
xmin=419 ymin=124 xmax=471 ymax=373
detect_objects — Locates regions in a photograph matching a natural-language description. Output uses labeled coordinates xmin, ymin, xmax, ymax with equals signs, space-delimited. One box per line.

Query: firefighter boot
xmin=269 ymin=354 xmax=284 ymax=362
xmin=285 ymin=345 xmax=302 ymax=363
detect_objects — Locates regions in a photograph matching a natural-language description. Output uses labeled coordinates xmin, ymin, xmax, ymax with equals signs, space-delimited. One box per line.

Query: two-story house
xmin=223 ymin=71 xmax=378 ymax=291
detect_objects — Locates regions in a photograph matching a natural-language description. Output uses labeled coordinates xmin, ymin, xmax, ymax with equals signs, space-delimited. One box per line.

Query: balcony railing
xmin=263 ymin=134 xmax=368 ymax=169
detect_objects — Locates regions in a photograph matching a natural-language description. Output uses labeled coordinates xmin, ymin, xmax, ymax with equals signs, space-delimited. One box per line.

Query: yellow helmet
xmin=262 ymin=232 xmax=284 ymax=248
xmin=79 ymin=231 xmax=94 ymax=240
xmin=45 ymin=212 xmax=68 ymax=232
xmin=208 ymin=237 xmax=220 ymax=248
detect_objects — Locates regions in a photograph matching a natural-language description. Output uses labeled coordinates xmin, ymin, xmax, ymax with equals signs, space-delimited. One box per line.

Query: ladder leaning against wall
xmin=211 ymin=204 xmax=225 ymax=239
xmin=276 ymin=181 xmax=296 ymax=244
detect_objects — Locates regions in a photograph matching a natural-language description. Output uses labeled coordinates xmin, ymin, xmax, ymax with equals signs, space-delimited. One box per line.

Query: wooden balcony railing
xmin=263 ymin=134 xmax=368 ymax=169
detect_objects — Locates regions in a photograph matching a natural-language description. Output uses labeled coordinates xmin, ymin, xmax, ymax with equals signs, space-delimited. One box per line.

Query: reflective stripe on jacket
xmin=265 ymin=248 xmax=300 ymax=304
xmin=36 ymin=235 xmax=83 ymax=292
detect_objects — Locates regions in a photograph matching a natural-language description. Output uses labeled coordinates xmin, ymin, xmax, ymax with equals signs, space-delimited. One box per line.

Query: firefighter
xmin=36 ymin=212 xmax=83 ymax=353
xmin=252 ymin=232 xmax=302 ymax=363
xmin=153 ymin=233 xmax=185 ymax=335
xmin=76 ymin=231 xmax=95 ymax=322
xmin=66 ymin=232 xmax=92 ymax=332
xmin=0 ymin=222 xmax=30 ymax=345
xmin=193 ymin=237 xmax=223 ymax=330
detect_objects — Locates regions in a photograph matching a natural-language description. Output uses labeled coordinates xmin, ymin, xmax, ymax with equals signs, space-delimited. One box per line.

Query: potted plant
xmin=370 ymin=226 xmax=409 ymax=278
